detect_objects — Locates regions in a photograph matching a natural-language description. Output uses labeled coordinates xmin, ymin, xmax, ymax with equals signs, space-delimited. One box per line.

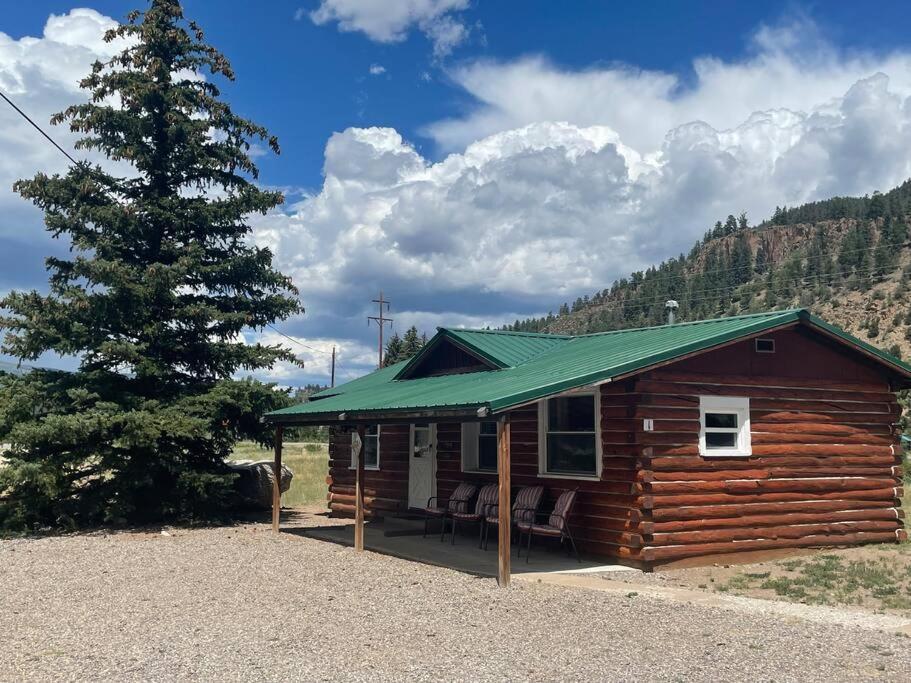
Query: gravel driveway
xmin=3 ymin=515 xmax=911 ymax=682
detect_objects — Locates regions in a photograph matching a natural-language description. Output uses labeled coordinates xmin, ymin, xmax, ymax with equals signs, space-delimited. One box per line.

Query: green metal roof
xmin=268 ymin=309 xmax=911 ymax=423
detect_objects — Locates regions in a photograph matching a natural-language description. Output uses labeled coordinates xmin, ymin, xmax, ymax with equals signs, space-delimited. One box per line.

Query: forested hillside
xmin=508 ymin=179 xmax=911 ymax=359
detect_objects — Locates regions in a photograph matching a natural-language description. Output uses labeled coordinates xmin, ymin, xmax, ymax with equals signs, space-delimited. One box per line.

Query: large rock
xmin=229 ymin=460 xmax=293 ymax=509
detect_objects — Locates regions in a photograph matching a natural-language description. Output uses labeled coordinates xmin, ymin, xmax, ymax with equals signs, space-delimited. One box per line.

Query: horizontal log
xmin=328 ymin=503 xmax=381 ymax=518
xmin=650 ymin=444 xmax=894 ymax=457
xmin=752 ymin=421 xmax=894 ymax=436
xmin=604 ymin=406 xmax=699 ymax=420
xmin=750 ymin=432 xmax=894 ymax=446
xmin=643 ymin=477 xmax=898 ymax=496
xmin=646 ymin=370 xmax=888 ymax=393
xmin=751 ymin=410 xmax=897 ymax=424
xmin=643 ymin=455 xmax=901 ymax=471
xmin=641 ymin=487 xmax=902 ymax=509
xmin=648 ymin=498 xmax=899 ymax=521
xmin=642 ymin=507 xmax=903 ymax=534
xmin=635 ymin=379 xmax=892 ymax=403
xmin=648 ymin=520 xmax=901 ymax=546
xmin=329 ymin=493 xmax=404 ymax=512
xmin=750 ymin=398 xmax=896 ymax=413
xmin=572 ymin=527 xmax=643 ymax=548
xmin=643 ymin=531 xmax=902 ymax=562
xmin=646 ymin=467 xmax=900 ymax=482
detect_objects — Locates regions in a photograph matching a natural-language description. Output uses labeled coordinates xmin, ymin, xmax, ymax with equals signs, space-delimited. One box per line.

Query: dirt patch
xmin=613 ymin=541 xmax=911 ymax=616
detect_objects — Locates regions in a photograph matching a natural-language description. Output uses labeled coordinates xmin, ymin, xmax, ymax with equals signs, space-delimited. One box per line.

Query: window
xmin=538 ymin=392 xmax=601 ymax=478
xmin=461 ymin=421 xmax=498 ymax=472
xmin=755 ymin=338 xmax=775 ymax=353
xmin=699 ymin=396 xmax=751 ymax=457
xmin=350 ymin=425 xmax=380 ymax=470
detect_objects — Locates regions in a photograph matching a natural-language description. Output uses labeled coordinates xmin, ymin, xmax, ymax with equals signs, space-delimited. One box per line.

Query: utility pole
xmin=330 ymin=346 xmax=336 ymax=388
xmin=368 ymin=291 xmax=393 ymax=368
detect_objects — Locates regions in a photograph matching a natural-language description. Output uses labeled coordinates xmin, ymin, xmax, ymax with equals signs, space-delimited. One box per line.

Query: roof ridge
xmin=575 ymin=308 xmax=802 ymax=338
xmin=443 ymin=327 xmax=571 ymax=339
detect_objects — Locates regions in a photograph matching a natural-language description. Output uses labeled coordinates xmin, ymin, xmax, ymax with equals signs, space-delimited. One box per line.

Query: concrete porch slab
xmin=294 ymin=516 xmax=638 ymax=577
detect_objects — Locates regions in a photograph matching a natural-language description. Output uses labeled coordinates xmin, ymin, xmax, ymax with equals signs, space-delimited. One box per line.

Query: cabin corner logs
xmin=325 ymin=327 xmax=906 ymax=568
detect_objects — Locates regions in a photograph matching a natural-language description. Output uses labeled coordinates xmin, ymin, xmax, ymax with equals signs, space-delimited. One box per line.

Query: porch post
xmin=354 ymin=424 xmax=366 ymax=552
xmin=497 ymin=416 xmax=511 ymax=587
xmin=272 ymin=424 xmax=283 ymax=534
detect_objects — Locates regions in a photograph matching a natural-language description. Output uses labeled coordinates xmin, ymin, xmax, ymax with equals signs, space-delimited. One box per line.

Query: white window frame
xmin=537 ymin=389 xmax=602 ymax=481
xmin=699 ymin=396 xmax=751 ymax=457
xmin=755 ymin=338 xmax=776 ymax=353
xmin=460 ymin=421 xmax=498 ymax=473
xmin=350 ymin=425 xmax=380 ymax=470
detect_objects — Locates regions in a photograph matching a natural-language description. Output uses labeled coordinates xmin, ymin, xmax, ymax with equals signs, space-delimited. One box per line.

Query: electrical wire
xmin=0 ymin=89 xmax=79 ymax=166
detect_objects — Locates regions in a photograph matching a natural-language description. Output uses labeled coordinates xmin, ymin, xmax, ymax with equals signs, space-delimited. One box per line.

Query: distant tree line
xmin=504 ymin=179 xmax=911 ymax=338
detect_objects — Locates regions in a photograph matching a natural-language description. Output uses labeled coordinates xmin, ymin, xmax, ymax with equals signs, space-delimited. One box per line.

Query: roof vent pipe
xmin=665 ymin=300 xmax=679 ymax=325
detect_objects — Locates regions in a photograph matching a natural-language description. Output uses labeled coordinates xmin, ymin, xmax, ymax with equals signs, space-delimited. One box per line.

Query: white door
xmin=408 ymin=423 xmax=437 ymax=509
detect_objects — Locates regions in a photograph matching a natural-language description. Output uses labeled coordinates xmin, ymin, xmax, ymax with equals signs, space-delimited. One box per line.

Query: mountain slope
xmin=509 ymin=180 xmax=911 ymax=359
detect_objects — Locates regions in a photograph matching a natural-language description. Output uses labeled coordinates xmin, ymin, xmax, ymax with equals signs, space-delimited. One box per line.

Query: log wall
xmin=324 ymin=326 xmax=906 ymax=567
xmin=633 ymin=327 xmax=906 ymax=566
xmin=327 ymin=424 xmax=410 ymax=517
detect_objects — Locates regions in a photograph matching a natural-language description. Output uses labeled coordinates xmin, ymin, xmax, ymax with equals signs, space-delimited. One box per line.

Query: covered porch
xmin=268 ymin=412 xmax=525 ymax=587
xmin=292 ymin=511 xmax=624 ymax=578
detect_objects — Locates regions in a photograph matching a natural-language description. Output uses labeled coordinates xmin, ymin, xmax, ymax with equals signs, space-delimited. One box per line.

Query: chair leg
xmin=483 ymin=522 xmax=490 ymax=550
xmin=516 ymin=529 xmax=523 ymax=557
xmin=478 ymin=520 xmax=485 ymax=549
xmin=526 ymin=531 xmax=533 ymax=564
xmin=423 ymin=516 xmax=428 ymax=538
xmin=451 ymin=517 xmax=458 ymax=545
xmin=565 ymin=527 xmax=580 ymax=563
xmin=440 ymin=516 xmax=447 ymax=542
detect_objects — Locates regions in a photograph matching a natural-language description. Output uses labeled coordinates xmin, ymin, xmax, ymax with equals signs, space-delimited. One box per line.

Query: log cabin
xmin=266 ymin=309 xmax=910 ymax=582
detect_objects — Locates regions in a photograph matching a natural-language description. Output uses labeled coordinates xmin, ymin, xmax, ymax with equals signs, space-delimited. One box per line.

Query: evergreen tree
xmin=401 ymin=326 xmax=425 ymax=359
xmin=0 ymin=0 xmax=300 ymax=530
xmin=383 ymin=333 xmax=404 ymax=367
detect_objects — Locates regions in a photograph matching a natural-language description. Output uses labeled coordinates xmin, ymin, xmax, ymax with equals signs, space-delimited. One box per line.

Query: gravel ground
xmin=3 ymin=515 xmax=911 ymax=682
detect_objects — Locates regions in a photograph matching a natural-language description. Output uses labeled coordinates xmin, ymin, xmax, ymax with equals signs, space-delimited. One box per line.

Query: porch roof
xmin=266 ymin=309 xmax=911 ymax=424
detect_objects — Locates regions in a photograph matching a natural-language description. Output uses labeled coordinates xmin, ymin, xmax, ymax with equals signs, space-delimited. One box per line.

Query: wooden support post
xmin=354 ymin=424 xmax=366 ymax=552
xmin=497 ymin=417 xmax=511 ymax=587
xmin=272 ymin=424 xmax=283 ymax=534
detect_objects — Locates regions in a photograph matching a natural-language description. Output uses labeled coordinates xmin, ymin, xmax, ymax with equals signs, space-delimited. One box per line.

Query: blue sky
xmin=3 ymin=1 xmax=911 ymax=385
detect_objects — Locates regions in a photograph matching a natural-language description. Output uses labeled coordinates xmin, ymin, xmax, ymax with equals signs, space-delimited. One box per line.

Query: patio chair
xmin=516 ymin=489 xmax=580 ymax=563
xmin=482 ymin=485 xmax=544 ymax=551
xmin=422 ymin=482 xmax=477 ymax=541
xmin=448 ymin=483 xmax=498 ymax=547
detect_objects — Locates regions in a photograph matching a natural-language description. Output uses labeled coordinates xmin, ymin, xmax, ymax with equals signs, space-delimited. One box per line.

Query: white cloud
xmin=368 ymin=63 xmax=386 ymax=76
xmin=309 ymin=0 xmax=470 ymax=57
xmin=0 ymin=9 xmax=129 ymax=246
xmin=248 ymin=331 xmax=376 ymax=383
xmin=425 ymin=21 xmax=911 ymax=153
xmin=261 ymin=64 xmax=911 ymax=331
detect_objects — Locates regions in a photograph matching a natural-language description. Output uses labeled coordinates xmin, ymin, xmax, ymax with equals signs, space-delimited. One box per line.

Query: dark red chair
xmin=449 ymin=483 xmax=498 ymax=546
xmin=516 ymin=489 xmax=580 ymax=563
xmin=422 ymin=482 xmax=477 ymax=541
xmin=482 ymin=485 xmax=544 ymax=551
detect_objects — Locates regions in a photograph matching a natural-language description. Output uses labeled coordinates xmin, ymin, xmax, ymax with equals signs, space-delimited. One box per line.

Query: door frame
xmin=407 ymin=422 xmax=437 ymax=509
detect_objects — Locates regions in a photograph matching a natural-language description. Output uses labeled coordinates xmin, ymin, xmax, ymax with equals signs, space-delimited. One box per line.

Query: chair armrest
xmin=425 ymin=496 xmax=447 ymax=508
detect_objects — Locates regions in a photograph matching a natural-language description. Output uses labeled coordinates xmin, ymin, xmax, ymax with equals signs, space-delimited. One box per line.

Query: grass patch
xmin=229 ymin=441 xmax=329 ymax=507
xmin=716 ymin=552 xmax=911 ymax=611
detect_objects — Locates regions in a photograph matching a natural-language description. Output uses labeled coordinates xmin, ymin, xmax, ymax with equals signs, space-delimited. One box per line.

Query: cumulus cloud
xmin=425 ymin=22 xmax=911 ymax=153
xmin=309 ymin=0 xmax=470 ymax=57
xmin=261 ymin=65 xmax=911 ymax=343
xmin=368 ymin=63 xmax=386 ymax=76
xmin=0 ymin=9 xmax=130 ymax=286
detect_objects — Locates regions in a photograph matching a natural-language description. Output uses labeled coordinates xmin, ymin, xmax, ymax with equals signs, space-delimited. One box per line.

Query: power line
xmin=0 ymin=89 xmax=79 ymax=166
